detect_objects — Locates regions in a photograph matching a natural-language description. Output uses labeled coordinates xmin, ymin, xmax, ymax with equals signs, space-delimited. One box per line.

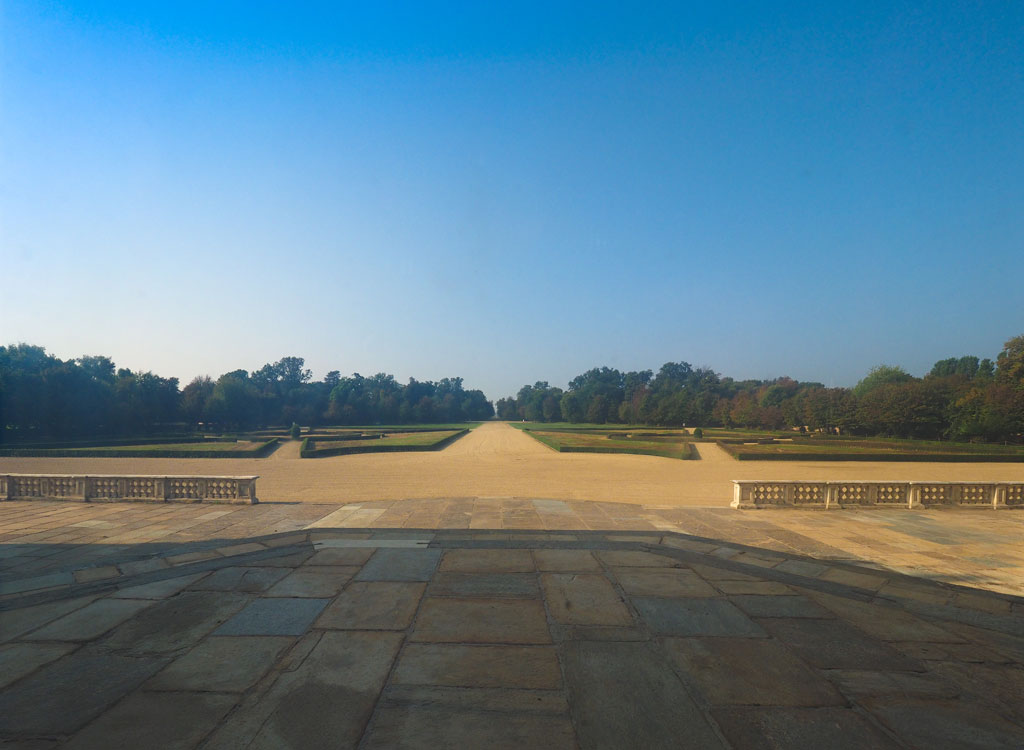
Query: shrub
xmin=290 ymin=422 xmax=301 ymax=439
xmin=692 ymin=428 xmax=704 ymax=439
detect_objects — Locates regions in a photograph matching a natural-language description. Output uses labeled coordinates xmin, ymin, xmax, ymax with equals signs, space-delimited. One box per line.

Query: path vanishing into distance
xmin=1 ymin=422 xmax=1022 ymax=505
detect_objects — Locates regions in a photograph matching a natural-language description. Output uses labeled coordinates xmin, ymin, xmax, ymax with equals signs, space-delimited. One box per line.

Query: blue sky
xmin=2 ymin=1 xmax=1022 ymax=398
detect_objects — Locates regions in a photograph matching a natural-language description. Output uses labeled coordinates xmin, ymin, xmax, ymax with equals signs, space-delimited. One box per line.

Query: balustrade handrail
xmin=0 ymin=473 xmax=258 ymax=505
xmin=732 ymin=479 xmax=1023 ymax=510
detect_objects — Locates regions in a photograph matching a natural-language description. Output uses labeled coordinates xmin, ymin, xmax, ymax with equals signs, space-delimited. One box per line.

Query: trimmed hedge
xmin=0 ymin=438 xmax=280 ymax=459
xmin=731 ymin=450 xmax=1024 ymax=462
xmin=0 ymin=435 xmax=208 ymax=450
xmin=301 ymin=430 xmax=469 ymax=458
xmin=557 ymin=444 xmax=696 ymax=460
xmin=526 ymin=431 xmax=696 ymax=460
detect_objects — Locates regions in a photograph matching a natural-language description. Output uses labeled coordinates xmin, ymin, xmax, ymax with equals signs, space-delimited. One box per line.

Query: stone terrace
xmin=1 ymin=501 xmax=1023 ymax=748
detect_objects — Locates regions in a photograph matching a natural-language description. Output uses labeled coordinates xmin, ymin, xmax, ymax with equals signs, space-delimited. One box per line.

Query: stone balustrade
xmin=732 ymin=480 xmax=1024 ymax=510
xmin=0 ymin=474 xmax=258 ymax=505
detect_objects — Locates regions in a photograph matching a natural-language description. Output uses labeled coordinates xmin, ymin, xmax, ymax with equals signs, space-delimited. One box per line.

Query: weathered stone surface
xmin=562 ymin=641 xmax=725 ymax=749
xmin=24 ymin=598 xmax=153 ymax=642
xmin=633 ymin=597 xmax=766 ymax=637
xmin=393 ymin=644 xmax=561 ymax=689
xmin=819 ymin=567 xmax=887 ymax=591
xmin=801 ymin=589 xmax=963 ymax=642
xmin=759 ymin=617 xmax=925 ymax=671
xmin=549 ymin=624 xmax=648 ymax=642
xmin=689 ymin=563 xmax=758 ymax=581
xmin=926 ymin=661 xmax=1024 ymax=724
xmin=612 ymin=568 xmax=717 ymax=598
xmin=714 ymin=580 xmax=794 ymax=595
xmin=823 ymin=669 xmax=960 ymax=699
xmin=411 ymin=598 xmax=551 ymax=644
xmin=711 ymin=706 xmax=900 ymax=749
xmin=110 ymin=571 xmax=209 ymax=599
xmin=860 ymin=696 xmax=1024 ymax=749
xmin=252 ymin=549 xmax=314 ymax=567
xmin=215 ymin=598 xmax=330 ymax=636
xmin=439 ymin=549 xmax=534 ymax=573
xmin=532 ymin=549 xmax=601 ymax=571
xmin=265 ymin=566 xmax=358 ymax=597
xmin=728 ymin=594 xmax=834 ymax=619
xmin=62 ymin=690 xmax=237 ymax=750
xmin=0 ymin=642 xmax=77 ymax=689
xmin=0 ymin=595 xmax=100 ymax=643
xmin=663 ymin=637 xmax=845 ymax=706
xmin=429 ymin=572 xmax=539 ymax=598
xmin=540 ymin=573 xmax=633 ymax=626
xmin=103 ymin=591 xmax=248 ymax=654
xmin=382 ymin=685 xmax=568 ymax=714
xmin=773 ymin=559 xmax=830 ymax=578
xmin=245 ymin=631 xmax=402 ymax=749
xmin=595 ymin=550 xmax=680 ymax=568
xmin=362 ymin=706 xmax=576 ymax=750
xmin=355 ymin=549 xmax=442 ymax=581
xmin=146 ymin=636 xmax=293 ymax=692
xmin=942 ymin=621 xmax=1024 ymax=663
xmin=73 ymin=565 xmax=119 ymax=584
xmin=304 ymin=547 xmax=375 ymax=566
xmin=315 ymin=582 xmax=425 ymax=630
xmin=896 ymin=640 xmax=989 ymax=662
xmin=189 ymin=566 xmax=290 ymax=592
xmin=0 ymin=648 xmax=168 ymax=736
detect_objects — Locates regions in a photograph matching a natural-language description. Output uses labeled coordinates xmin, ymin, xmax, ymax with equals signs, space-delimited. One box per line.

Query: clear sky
xmin=2 ymin=1 xmax=1022 ymax=399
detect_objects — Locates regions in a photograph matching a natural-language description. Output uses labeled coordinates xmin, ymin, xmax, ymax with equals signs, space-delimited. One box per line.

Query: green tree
xmin=852 ymin=365 xmax=914 ymax=398
xmin=996 ymin=335 xmax=1024 ymax=387
xmin=559 ymin=392 xmax=584 ymax=423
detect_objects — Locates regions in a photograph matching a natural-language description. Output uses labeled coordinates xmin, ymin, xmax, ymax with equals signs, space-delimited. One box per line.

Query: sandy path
xmin=1 ymin=422 xmax=1021 ymax=506
xmin=268 ymin=440 xmax=302 ymax=460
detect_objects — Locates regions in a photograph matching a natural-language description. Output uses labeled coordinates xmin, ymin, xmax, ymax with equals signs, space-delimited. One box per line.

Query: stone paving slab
xmin=1 ymin=504 xmax=1023 ymax=747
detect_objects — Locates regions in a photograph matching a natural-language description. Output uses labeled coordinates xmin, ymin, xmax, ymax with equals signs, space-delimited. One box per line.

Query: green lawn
xmin=313 ymin=423 xmax=480 ymax=434
xmin=301 ymin=429 xmax=467 ymax=457
xmin=719 ymin=436 xmax=1024 ymax=461
xmin=0 ymin=439 xmax=279 ymax=458
xmin=524 ymin=429 xmax=696 ymax=460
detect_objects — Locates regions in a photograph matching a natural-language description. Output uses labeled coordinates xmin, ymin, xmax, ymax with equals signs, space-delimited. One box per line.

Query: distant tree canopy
xmin=0 ymin=346 xmax=493 ymax=441
xmin=4 ymin=335 xmax=1024 ymax=444
xmin=499 ymin=335 xmax=1024 ymax=444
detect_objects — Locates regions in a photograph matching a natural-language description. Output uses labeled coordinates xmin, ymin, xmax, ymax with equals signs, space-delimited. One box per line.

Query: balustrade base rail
xmin=733 ymin=480 xmax=1023 ymax=510
xmin=0 ymin=474 xmax=258 ymax=505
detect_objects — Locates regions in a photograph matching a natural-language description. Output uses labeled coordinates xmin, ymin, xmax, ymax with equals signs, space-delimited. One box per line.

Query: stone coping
xmin=733 ymin=480 xmax=1024 ymax=510
xmin=0 ymin=474 xmax=258 ymax=505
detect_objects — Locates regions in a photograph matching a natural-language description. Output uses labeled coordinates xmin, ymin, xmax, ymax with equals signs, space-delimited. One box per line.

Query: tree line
xmin=495 ymin=335 xmax=1024 ymax=443
xmin=0 ymin=345 xmax=494 ymax=441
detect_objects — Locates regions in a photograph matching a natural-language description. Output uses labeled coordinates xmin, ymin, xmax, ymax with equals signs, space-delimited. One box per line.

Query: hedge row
xmin=0 ymin=438 xmax=280 ymax=459
xmin=557 ymin=444 xmax=696 ymax=460
xmin=300 ymin=430 xmax=468 ymax=458
xmin=527 ymin=432 xmax=695 ymax=460
xmin=0 ymin=435 xmax=210 ymax=450
xmin=730 ymin=450 xmax=1024 ymax=462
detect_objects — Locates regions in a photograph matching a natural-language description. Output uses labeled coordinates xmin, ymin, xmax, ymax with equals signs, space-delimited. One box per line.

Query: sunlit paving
xmin=3 ymin=2 xmax=1023 ymax=749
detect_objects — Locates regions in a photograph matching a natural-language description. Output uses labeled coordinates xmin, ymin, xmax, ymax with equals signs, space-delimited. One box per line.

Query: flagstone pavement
xmin=1 ymin=499 xmax=1022 ymax=748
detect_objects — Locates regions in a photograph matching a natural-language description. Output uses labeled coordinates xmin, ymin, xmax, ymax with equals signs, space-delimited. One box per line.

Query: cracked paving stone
xmin=711 ymin=706 xmax=900 ymax=750
xmin=146 ymin=636 xmax=294 ymax=692
xmin=633 ymin=597 xmax=766 ymax=637
xmin=562 ymin=640 xmax=725 ymax=750
xmin=411 ymin=598 xmax=551 ymax=644
xmin=0 ymin=647 xmax=170 ymax=737
xmin=663 ymin=637 xmax=845 ymax=706
xmin=315 ymin=582 xmax=425 ymax=630
xmin=215 ymin=597 xmax=330 ymax=636
xmin=392 ymin=644 xmax=562 ymax=689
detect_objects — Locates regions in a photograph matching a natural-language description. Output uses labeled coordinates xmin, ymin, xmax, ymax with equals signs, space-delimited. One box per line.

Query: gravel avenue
xmin=1 ymin=423 xmax=1021 ymax=505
